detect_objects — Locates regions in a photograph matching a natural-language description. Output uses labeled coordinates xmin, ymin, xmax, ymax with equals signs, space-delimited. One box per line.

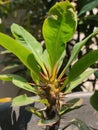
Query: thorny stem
xmin=30 ymin=67 xmax=64 ymax=130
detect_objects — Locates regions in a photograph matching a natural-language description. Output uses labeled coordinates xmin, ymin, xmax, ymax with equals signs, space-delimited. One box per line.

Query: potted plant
xmin=0 ymin=1 xmax=98 ymax=130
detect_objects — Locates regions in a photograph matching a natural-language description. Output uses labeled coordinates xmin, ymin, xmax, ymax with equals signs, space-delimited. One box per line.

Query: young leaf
xmin=42 ymin=1 xmax=77 ymax=67
xmin=90 ymin=90 xmax=98 ymax=111
xmin=41 ymin=50 xmax=66 ymax=76
xmin=0 ymin=74 xmax=37 ymax=94
xmin=11 ymin=23 xmax=46 ymax=74
xmin=62 ymin=50 xmax=98 ymax=89
xmin=0 ymin=33 xmax=40 ymax=82
xmin=41 ymin=50 xmax=51 ymax=75
xmin=64 ymin=69 xmax=95 ymax=94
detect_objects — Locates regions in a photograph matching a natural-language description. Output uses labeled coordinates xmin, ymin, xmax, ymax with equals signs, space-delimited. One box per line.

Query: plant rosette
xmin=0 ymin=0 xmax=98 ymax=130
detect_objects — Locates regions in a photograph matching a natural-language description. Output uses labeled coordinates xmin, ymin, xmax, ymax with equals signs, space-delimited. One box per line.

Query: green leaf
xmin=71 ymin=118 xmax=90 ymax=130
xmin=12 ymin=94 xmax=37 ymax=106
xmin=59 ymin=98 xmax=83 ymax=116
xmin=90 ymin=90 xmax=98 ymax=111
xmin=94 ymin=70 xmax=98 ymax=79
xmin=41 ymin=50 xmax=51 ymax=75
xmin=26 ymin=106 xmax=43 ymax=118
xmin=12 ymin=95 xmax=49 ymax=107
xmin=0 ymin=32 xmax=40 ymax=82
xmin=42 ymin=1 xmax=77 ymax=67
xmin=59 ymin=29 xmax=98 ymax=79
xmin=57 ymin=50 xmax=66 ymax=73
xmin=2 ymin=64 xmax=19 ymax=71
xmin=11 ymin=23 xmax=46 ymax=74
xmin=65 ymin=30 xmax=98 ymax=70
xmin=79 ymin=0 xmax=98 ymax=16
xmin=65 ymin=69 xmax=95 ymax=94
xmin=41 ymin=50 xmax=66 ymax=75
xmin=38 ymin=114 xmax=59 ymax=126
xmin=87 ymin=15 xmax=98 ymax=22
xmin=0 ymin=74 xmax=37 ymax=94
xmin=62 ymin=50 xmax=98 ymax=89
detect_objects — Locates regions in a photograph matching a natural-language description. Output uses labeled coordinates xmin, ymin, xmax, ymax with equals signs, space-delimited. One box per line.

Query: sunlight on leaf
xmin=43 ymin=0 xmax=77 ymax=68
xmin=12 ymin=95 xmax=49 ymax=107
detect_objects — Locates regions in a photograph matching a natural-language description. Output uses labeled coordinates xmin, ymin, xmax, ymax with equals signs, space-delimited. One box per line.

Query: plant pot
xmin=0 ymin=92 xmax=97 ymax=130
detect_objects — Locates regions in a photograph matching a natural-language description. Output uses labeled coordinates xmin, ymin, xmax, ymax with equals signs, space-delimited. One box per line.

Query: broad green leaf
xmin=38 ymin=114 xmax=59 ymax=126
xmin=12 ymin=95 xmax=49 ymax=107
xmin=12 ymin=94 xmax=37 ymax=106
xmin=62 ymin=50 xmax=98 ymax=89
xmin=0 ymin=33 xmax=40 ymax=82
xmin=59 ymin=98 xmax=83 ymax=116
xmin=11 ymin=23 xmax=46 ymax=74
xmin=59 ymin=29 xmax=98 ymax=79
xmin=42 ymin=1 xmax=77 ymax=67
xmin=79 ymin=0 xmax=98 ymax=16
xmin=0 ymin=74 xmax=37 ymax=94
xmin=11 ymin=23 xmax=42 ymax=55
xmin=65 ymin=69 xmax=95 ymax=94
xmin=90 ymin=90 xmax=98 ymax=111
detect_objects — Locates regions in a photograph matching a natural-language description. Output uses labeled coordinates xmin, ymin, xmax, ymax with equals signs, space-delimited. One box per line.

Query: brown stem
xmin=45 ymin=106 xmax=60 ymax=130
xmin=46 ymin=122 xmax=60 ymax=130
